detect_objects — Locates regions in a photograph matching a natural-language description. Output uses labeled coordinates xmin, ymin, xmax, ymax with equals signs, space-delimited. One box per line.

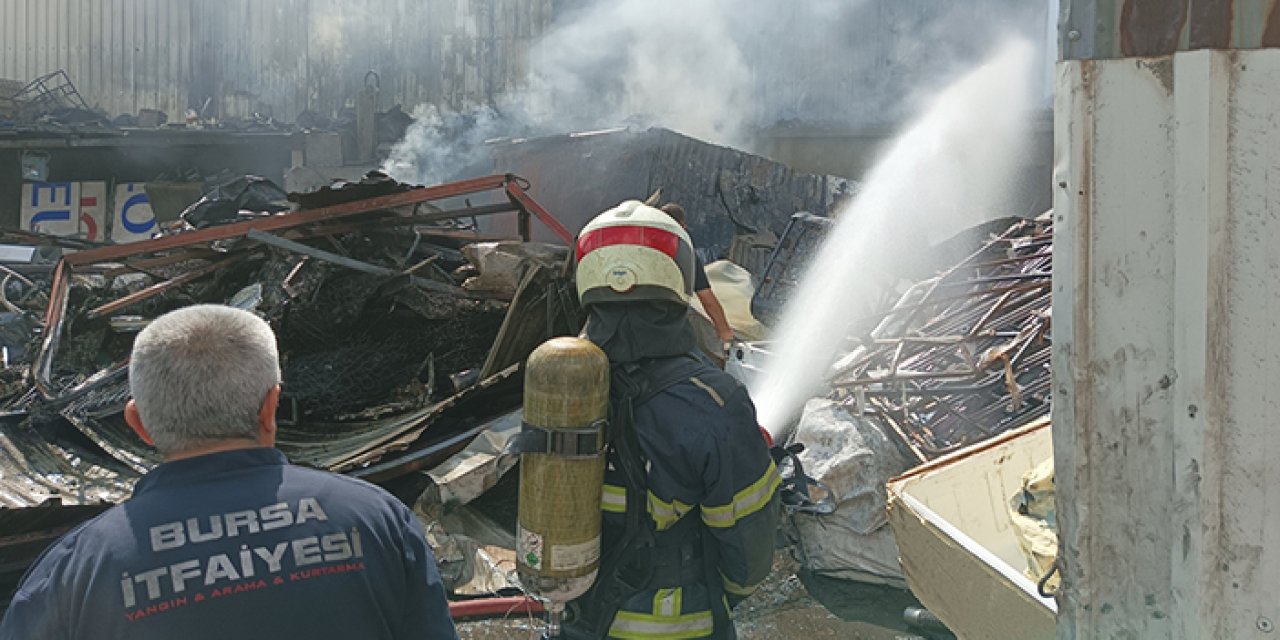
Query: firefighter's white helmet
xmin=575 ymin=200 xmax=695 ymax=307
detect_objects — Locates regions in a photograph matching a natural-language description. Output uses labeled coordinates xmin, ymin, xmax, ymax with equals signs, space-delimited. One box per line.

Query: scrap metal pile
xmin=0 ymin=173 xmax=582 ymax=598
xmin=827 ymin=215 xmax=1052 ymax=463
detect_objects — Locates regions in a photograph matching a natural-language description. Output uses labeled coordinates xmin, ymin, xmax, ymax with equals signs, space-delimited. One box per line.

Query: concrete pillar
xmin=1054 ymin=49 xmax=1280 ymax=639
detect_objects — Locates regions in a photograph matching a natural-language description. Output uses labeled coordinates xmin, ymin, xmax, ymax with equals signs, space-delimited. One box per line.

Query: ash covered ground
xmin=455 ymin=553 xmax=932 ymax=639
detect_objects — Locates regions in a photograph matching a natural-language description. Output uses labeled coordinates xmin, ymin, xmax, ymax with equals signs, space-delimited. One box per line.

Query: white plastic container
xmin=886 ymin=419 xmax=1056 ymax=640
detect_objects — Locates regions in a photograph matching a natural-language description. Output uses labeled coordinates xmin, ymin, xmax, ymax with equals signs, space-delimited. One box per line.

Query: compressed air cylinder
xmin=517 ymin=336 xmax=609 ymax=603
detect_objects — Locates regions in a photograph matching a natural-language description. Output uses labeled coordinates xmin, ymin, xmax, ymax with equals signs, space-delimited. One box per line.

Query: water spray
xmin=749 ymin=38 xmax=1038 ymax=441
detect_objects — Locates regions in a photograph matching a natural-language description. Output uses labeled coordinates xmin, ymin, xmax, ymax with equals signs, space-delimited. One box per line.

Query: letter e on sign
xmin=20 ymin=182 xmax=81 ymax=237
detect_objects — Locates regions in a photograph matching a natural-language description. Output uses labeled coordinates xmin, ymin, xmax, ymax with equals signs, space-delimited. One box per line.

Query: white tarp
xmin=415 ymin=410 xmax=523 ymax=596
xmin=789 ymin=398 xmax=913 ymax=587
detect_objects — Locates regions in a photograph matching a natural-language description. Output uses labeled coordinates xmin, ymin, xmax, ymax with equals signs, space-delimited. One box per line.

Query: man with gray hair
xmin=0 ymin=305 xmax=458 ymax=640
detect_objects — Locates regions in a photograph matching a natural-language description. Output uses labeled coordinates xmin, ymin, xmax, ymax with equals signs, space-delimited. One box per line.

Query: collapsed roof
xmin=0 ymin=173 xmax=582 ymax=601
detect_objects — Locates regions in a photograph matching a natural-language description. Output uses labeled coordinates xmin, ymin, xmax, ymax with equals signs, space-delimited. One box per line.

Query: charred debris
xmin=829 ymin=214 xmax=1052 ymax=463
xmin=0 ymin=172 xmax=582 ymax=596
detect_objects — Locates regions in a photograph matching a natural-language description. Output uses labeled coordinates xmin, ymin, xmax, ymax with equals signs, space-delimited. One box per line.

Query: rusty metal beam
xmin=85 ymin=253 xmax=253 ymax=320
xmin=244 ymin=229 xmax=471 ymax=297
xmin=103 ymin=249 xmax=221 ymax=279
xmin=506 ymin=179 xmax=574 ymax=244
xmin=296 ymin=203 xmax=521 ymax=239
xmin=63 ymin=174 xmax=514 ymax=267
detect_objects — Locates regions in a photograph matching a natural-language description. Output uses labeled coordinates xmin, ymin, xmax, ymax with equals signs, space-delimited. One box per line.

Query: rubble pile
xmin=827 ymin=215 xmax=1052 ymax=462
xmin=786 ymin=214 xmax=1053 ymax=588
xmin=0 ymin=173 xmax=582 ymax=601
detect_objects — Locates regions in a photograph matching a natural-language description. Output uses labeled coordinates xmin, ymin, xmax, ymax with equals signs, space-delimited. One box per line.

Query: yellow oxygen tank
xmin=516 ymin=336 xmax=609 ymax=631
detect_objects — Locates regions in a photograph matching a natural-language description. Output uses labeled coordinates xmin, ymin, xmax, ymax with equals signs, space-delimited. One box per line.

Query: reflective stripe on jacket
xmin=597 ymin=366 xmax=781 ymax=639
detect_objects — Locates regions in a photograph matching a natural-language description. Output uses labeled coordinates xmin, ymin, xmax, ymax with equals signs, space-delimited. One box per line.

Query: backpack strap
xmin=571 ymin=353 xmax=716 ymax=638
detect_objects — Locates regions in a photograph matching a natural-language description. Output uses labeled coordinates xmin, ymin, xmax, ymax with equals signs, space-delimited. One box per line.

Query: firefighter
xmin=658 ymin=203 xmax=735 ymax=344
xmin=0 ymin=305 xmax=457 ymax=640
xmin=565 ymin=201 xmax=781 ymax=639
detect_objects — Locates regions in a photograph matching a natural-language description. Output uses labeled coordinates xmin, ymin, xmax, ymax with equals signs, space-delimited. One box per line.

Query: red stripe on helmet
xmin=576 ymin=225 xmax=680 ymax=262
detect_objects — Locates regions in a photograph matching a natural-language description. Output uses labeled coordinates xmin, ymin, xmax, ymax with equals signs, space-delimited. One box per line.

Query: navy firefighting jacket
xmin=0 ymin=448 xmax=457 ymax=640
xmin=598 ymin=363 xmax=781 ymax=639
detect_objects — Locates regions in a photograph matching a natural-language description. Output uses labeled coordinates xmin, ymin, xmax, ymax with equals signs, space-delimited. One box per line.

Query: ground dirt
xmin=451 ymin=473 xmax=950 ymax=639
xmin=454 ymin=554 xmax=946 ymax=639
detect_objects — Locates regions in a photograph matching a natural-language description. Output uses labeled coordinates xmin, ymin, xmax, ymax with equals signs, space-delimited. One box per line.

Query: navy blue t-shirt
xmin=693 ymin=257 xmax=710 ymax=292
xmin=0 ymin=448 xmax=457 ymax=640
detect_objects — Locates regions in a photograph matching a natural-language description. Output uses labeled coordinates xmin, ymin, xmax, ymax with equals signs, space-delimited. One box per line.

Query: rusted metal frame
xmin=275 ymin=211 xmax=399 ymax=239
xmin=887 ymin=340 xmax=908 ymax=377
xmin=869 ymin=276 xmax=951 ymax=381
xmin=893 ymin=345 xmax=975 ymax=381
xmin=912 ymin=295 xmax=1003 ymax=346
xmin=399 ymin=203 xmax=522 ymax=226
xmin=953 ymin=250 xmax=1053 ymax=273
xmin=85 ymin=253 xmax=255 ymax=320
xmin=912 ymin=289 xmax=1027 ymax=346
xmin=924 ymin=397 xmax=993 ymax=452
xmin=928 ymin=272 xmax=1052 ymax=293
xmin=62 ymin=174 xmax=515 ymax=267
xmin=32 ymin=261 xmax=73 ymax=398
xmin=857 ymin=281 xmax=1051 ymax=330
xmin=505 ymin=180 xmax=575 ymax=244
xmin=876 ymin=222 xmax=1028 ymax=346
xmin=888 ymin=277 xmax=945 ymax=336
xmin=517 ymin=210 xmax=532 ymax=241
xmin=870 ymin=398 xmax=928 ymax=464
xmin=295 ymin=203 xmax=523 ymax=239
xmin=951 ymin=291 xmax=1048 ymax=342
xmin=836 ymin=368 xmax=979 ymax=387
xmin=244 ymin=229 xmax=474 ymax=298
xmin=967 ymin=290 xmax=1015 ymax=341
xmin=853 ymin=378 xmax=1016 ymax=397
xmin=413 ymin=228 xmax=521 ymax=243
xmin=870 ymin=333 xmax=1013 ymax=346
xmin=993 ymin=231 xmax=1053 ymax=245
xmin=103 ymin=249 xmax=222 ymax=279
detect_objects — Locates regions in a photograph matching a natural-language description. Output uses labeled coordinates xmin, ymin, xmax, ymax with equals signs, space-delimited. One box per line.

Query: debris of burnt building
xmin=0 ymin=172 xmax=582 ymax=604
xmin=781 ymin=213 xmax=1053 ymax=590
xmin=487 ymin=127 xmax=856 ymax=271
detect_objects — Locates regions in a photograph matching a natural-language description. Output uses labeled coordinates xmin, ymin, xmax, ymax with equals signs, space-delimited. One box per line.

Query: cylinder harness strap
xmin=506 ymin=419 xmax=607 ymax=458
xmin=573 ymin=354 xmax=732 ymax=639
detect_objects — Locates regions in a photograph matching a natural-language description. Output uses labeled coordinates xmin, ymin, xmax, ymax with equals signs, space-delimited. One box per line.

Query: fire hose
xmin=448 ymin=596 xmax=545 ymax=620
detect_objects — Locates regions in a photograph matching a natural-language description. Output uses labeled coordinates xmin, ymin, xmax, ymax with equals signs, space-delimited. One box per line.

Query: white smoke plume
xmin=383 ymin=0 xmax=1052 ymax=186
xmin=382 ymin=104 xmax=505 ymax=188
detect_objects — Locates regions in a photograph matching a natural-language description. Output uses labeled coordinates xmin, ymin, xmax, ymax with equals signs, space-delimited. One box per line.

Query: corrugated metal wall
xmin=1 ymin=0 xmax=194 ymax=118
xmin=1 ymin=0 xmax=554 ymax=120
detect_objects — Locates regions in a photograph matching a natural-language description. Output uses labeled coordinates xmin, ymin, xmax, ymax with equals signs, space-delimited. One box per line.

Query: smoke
xmin=383 ymin=0 xmax=1051 ymax=186
xmin=382 ymin=104 xmax=507 ymax=188
xmin=520 ymin=0 xmax=755 ymax=146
